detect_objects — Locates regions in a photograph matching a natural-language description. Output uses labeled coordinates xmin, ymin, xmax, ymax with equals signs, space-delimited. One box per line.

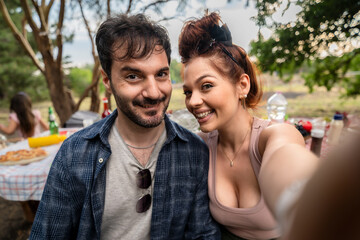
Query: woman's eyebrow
xmin=183 ymin=74 xmax=213 ymax=88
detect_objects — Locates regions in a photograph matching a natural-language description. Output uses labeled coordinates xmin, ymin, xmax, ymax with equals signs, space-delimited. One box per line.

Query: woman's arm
xmin=258 ymin=123 xmax=319 ymax=216
xmin=0 ymin=118 xmax=19 ymax=135
xmin=39 ymin=118 xmax=49 ymax=131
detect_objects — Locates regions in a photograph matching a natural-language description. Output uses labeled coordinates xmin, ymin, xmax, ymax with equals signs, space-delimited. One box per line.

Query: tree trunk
xmin=89 ymin=64 xmax=101 ymax=113
xmin=43 ymin=57 xmax=76 ymax=126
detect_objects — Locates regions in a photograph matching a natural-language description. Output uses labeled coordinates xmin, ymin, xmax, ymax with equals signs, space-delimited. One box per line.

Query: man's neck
xmin=115 ymin=115 xmax=165 ymax=148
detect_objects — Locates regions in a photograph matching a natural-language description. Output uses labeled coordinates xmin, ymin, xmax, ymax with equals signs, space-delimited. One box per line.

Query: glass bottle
xmin=267 ymin=92 xmax=288 ymax=123
xmin=48 ymin=107 xmax=59 ymax=135
xmin=101 ymin=97 xmax=111 ymax=119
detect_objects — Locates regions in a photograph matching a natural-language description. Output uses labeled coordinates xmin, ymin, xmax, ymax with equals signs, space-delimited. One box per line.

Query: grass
xmin=1 ymin=78 xmax=359 ymax=127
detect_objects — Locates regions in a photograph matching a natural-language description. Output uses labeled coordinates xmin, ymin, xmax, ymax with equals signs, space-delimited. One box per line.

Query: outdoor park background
xmin=0 ymin=0 xmax=359 ymax=239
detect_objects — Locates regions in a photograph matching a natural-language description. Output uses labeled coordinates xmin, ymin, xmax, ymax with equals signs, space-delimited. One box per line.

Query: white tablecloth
xmin=0 ymin=129 xmax=77 ymax=201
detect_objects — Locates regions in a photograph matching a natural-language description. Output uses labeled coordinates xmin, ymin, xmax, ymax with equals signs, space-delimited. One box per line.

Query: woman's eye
xmin=202 ymin=83 xmax=213 ymax=90
xmin=183 ymin=90 xmax=192 ymax=97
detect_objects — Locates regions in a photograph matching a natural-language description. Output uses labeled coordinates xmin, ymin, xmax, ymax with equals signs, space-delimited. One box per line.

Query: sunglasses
xmin=136 ymin=169 xmax=152 ymax=213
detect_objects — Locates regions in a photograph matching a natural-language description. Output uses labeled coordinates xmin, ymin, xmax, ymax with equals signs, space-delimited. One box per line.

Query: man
xmin=30 ymin=14 xmax=220 ymax=240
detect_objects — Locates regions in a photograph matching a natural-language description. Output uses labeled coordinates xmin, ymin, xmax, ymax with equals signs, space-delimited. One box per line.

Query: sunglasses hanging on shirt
xmin=136 ymin=168 xmax=152 ymax=213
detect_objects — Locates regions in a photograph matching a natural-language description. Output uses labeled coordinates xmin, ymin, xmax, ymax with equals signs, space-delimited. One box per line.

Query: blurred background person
xmin=0 ymin=92 xmax=49 ymax=139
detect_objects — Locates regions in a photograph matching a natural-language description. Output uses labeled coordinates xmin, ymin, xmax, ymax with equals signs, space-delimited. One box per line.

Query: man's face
xmin=103 ymin=46 xmax=172 ymax=128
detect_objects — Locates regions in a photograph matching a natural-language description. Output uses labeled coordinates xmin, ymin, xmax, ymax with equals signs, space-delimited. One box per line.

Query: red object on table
xmin=299 ymin=120 xmax=312 ymax=133
xmin=102 ymin=97 xmax=111 ymax=119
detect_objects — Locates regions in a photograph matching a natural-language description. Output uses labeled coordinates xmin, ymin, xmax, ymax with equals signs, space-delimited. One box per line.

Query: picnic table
xmin=0 ymin=128 xmax=78 ymax=221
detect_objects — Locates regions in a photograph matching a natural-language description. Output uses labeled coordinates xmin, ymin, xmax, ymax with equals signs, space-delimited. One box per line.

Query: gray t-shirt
xmin=100 ymin=125 xmax=166 ymax=239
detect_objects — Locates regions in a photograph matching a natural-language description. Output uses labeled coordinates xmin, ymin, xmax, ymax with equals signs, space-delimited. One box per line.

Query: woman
xmin=179 ymin=12 xmax=318 ymax=239
xmin=0 ymin=92 xmax=49 ymax=139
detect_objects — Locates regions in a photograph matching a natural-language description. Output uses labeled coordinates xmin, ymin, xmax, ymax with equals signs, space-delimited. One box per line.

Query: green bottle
xmin=48 ymin=107 xmax=59 ymax=135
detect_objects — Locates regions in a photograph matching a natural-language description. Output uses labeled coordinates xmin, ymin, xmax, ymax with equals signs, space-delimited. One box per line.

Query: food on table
xmin=0 ymin=148 xmax=48 ymax=164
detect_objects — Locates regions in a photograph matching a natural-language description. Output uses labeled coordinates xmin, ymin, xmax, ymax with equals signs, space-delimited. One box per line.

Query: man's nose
xmin=142 ymin=77 xmax=162 ymax=99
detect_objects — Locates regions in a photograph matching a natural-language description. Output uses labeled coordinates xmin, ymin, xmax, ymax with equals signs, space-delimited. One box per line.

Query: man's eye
xmin=126 ymin=74 xmax=140 ymax=80
xmin=157 ymin=72 xmax=168 ymax=78
xmin=202 ymin=83 xmax=213 ymax=90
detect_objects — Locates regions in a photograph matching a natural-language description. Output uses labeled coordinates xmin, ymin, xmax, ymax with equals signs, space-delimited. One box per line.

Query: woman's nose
xmin=187 ymin=91 xmax=203 ymax=108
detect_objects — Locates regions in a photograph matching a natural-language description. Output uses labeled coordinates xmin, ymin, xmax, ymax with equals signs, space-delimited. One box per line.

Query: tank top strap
xmin=249 ymin=117 xmax=271 ymax=178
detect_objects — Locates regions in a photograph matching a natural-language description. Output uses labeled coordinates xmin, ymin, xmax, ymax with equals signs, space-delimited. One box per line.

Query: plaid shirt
xmin=30 ymin=110 xmax=220 ymax=240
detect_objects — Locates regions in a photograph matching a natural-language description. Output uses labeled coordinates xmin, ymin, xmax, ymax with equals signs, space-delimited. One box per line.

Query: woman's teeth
xmin=196 ymin=111 xmax=212 ymax=119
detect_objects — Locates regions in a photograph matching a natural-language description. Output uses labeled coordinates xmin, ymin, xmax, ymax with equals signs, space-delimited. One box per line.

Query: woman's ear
xmin=101 ymin=70 xmax=113 ymax=94
xmin=236 ymin=73 xmax=250 ymax=99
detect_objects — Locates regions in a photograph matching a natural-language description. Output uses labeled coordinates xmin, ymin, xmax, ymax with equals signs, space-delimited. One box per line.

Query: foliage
xmin=67 ymin=66 xmax=106 ymax=97
xmin=1 ymin=0 xmax=201 ymax=123
xmin=0 ymin=1 xmax=48 ymax=102
xmin=170 ymin=59 xmax=183 ymax=83
xmin=250 ymin=0 xmax=360 ymax=97
xmin=67 ymin=67 xmax=92 ymax=97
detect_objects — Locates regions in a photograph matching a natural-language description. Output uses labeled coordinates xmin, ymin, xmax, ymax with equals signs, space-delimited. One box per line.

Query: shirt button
xmin=98 ymin=158 xmax=104 ymax=163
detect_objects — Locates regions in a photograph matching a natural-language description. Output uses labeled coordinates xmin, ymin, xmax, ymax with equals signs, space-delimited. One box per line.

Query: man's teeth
xmin=196 ymin=111 xmax=212 ymax=118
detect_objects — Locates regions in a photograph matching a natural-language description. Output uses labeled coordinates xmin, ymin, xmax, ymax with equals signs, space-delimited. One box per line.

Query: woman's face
xmin=183 ymin=56 xmax=241 ymax=132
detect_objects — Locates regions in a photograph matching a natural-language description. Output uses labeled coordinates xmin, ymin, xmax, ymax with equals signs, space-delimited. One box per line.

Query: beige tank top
xmin=201 ymin=117 xmax=280 ymax=240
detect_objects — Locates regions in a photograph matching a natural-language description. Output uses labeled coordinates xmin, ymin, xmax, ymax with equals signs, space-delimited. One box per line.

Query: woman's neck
xmin=217 ymin=112 xmax=253 ymax=150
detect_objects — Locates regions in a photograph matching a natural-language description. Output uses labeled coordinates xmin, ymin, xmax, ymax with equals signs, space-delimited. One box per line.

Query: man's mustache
xmin=133 ymin=96 xmax=166 ymax=107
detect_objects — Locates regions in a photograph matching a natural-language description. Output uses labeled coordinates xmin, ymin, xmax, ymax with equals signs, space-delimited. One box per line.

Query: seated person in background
xmin=179 ymin=11 xmax=319 ymax=239
xmin=0 ymin=92 xmax=49 ymax=139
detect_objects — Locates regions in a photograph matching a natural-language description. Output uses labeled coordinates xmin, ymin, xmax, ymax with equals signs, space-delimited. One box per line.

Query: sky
xmin=63 ymin=0 xmax=300 ymax=66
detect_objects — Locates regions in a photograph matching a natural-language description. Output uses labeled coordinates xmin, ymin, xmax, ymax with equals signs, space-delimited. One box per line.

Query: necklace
xmin=125 ymin=142 xmax=157 ymax=149
xmin=218 ymin=128 xmax=250 ymax=167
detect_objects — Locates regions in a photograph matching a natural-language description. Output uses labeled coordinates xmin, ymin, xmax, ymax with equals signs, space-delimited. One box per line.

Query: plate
xmin=0 ymin=154 xmax=48 ymax=166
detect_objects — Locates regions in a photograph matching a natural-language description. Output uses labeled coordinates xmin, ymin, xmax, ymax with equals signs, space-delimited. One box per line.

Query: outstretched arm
xmin=258 ymin=123 xmax=319 ymax=220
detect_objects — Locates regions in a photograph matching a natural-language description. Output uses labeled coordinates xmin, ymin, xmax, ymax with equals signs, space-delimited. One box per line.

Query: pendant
xmin=230 ymin=160 xmax=234 ymax=167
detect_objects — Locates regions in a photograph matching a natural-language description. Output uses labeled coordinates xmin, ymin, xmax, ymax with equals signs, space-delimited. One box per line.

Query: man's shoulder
xmin=167 ymin=118 xmax=205 ymax=144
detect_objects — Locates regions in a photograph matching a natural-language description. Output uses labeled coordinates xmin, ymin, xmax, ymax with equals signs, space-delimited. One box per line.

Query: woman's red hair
xmin=178 ymin=12 xmax=263 ymax=109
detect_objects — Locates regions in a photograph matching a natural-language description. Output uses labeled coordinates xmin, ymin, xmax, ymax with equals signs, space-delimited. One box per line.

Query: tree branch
xmin=107 ymin=0 xmax=111 ymax=17
xmin=126 ymin=0 xmax=133 ymax=14
xmin=0 ymin=0 xmax=44 ymax=74
xmin=77 ymin=0 xmax=96 ymax=59
xmin=45 ymin=0 xmax=55 ymax=21
xmin=56 ymin=0 xmax=65 ymax=65
xmin=140 ymin=0 xmax=169 ymax=12
xmin=20 ymin=0 xmax=39 ymax=35
xmin=31 ymin=0 xmax=48 ymax=32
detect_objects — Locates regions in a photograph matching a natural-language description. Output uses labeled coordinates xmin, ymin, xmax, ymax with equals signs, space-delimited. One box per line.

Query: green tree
xmin=0 ymin=0 xmax=47 ymax=102
xmin=170 ymin=59 xmax=182 ymax=83
xmin=1 ymin=0 xmax=200 ymax=124
xmin=250 ymin=0 xmax=360 ymax=96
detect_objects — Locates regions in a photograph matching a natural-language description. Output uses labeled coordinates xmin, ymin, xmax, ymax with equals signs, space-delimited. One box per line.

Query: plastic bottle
xmin=48 ymin=107 xmax=59 ymax=135
xmin=267 ymin=92 xmax=288 ymax=123
xmin=326 ymin=114 xmax=344 ymax=145
xmin=101 ymin=97 xmax=111 ymax=119
xmin=310 ymin=119 xmax=326 ymax=157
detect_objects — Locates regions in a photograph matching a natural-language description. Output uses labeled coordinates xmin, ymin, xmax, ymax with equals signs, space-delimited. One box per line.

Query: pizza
xmin=0 ymin=148 xmax=48 ymax=165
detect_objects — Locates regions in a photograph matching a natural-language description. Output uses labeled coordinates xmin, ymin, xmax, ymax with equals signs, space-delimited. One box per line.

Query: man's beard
xmin=110 ymin=83 xmax=169 ymax=128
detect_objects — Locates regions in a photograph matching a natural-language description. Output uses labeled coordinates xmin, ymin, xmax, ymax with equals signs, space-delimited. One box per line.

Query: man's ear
xmin=236 ymin=73 xmax=250 ymax=99
xmin=101 ymin=69 xmax=113 ymax=94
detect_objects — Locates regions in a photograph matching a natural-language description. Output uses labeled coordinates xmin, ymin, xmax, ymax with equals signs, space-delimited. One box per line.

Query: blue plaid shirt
xmin=30 ymin=110 xmax=220 ymax=240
